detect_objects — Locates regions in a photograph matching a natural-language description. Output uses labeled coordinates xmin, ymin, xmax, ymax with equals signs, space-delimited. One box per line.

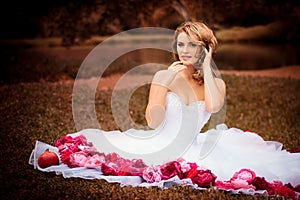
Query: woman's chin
xmin=182 ymin=61 xmax=197 ymax=68
xmin=181 ymin=60 xmax=191 ymax=66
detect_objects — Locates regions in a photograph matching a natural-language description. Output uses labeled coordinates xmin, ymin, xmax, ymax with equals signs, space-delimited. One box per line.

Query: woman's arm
xmin=146 ymin=62 xmax=187 ymax=128
xmin=203 ymin=47 xmax=226 ymax=113
xmin=145 ymin=82 xmax=168 ymax=129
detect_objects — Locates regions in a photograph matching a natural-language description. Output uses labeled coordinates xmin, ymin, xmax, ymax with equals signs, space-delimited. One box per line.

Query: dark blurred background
xmin=0 ymin=0 xmax=299 ymax=84
xmin=1 ymin=0 xmax=299 ymax=41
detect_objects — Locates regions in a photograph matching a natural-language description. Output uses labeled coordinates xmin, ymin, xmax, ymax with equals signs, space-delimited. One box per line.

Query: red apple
xmin=38 ymin=149 xmax=59 ymax=168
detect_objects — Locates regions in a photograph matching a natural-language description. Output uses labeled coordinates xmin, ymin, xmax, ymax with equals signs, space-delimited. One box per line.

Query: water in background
xmin=214 ymin=43 xmax=300 ymax=70
xmin=78 ymin=34 xmax=300 ymax=76
xmin=3 ymin=36 xmax=298 ymax=82
xmin=105 ymin=42 xmax=299 ymax=72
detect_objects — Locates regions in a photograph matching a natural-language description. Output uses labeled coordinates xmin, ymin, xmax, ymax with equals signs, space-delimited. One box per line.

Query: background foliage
xmin=1 ymin=0 xmax=299 ymax=46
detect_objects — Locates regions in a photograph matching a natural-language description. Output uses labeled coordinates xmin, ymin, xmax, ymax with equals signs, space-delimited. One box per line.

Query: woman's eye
xmin=191 ymin=43 xmax=197 ymax=47
xmin=177 ymin=43 xmax=184 ymax=47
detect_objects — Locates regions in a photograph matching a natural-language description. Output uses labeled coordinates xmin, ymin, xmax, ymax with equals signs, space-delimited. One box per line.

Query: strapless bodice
xmin=157 ymin=92 xmax=211 ymax=133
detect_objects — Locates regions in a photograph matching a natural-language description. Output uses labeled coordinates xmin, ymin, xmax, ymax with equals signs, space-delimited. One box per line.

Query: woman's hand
xmin=168 ymin=61 xmax=188 ymax=73
xmin=151 ymin=61 xmax=187 ymax=88
xmin=202 ymin=46 xmax=213 ymax=70
xmin=202 ymin=45 xmax=226 ymax=113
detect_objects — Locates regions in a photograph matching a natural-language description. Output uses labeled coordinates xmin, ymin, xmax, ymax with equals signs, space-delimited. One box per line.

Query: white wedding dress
xmin=29 ymin=92 xmax=300 ymax=188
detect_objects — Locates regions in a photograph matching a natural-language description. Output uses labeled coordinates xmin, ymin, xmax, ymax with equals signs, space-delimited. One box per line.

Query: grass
xmin=0 ymin=74 xmax=299 ymax=200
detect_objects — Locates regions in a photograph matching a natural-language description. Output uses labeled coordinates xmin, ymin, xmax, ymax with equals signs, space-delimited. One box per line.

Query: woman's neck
xmin=187 ymin=65 xmax=196 ymax=75
xmin=178 ymin=65 xmax=197 ymax=81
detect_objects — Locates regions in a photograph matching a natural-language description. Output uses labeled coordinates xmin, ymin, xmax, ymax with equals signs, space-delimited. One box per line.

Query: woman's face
xmin=176 ymin=32 xmax=202 ymax=66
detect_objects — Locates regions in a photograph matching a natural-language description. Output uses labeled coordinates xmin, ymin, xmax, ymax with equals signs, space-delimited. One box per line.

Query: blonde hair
xmin=172 ymin=21 xmax=218 ymax=85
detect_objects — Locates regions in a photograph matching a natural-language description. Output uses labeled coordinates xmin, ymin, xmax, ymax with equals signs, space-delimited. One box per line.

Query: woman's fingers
xmin=168 ymin=65 xmax=187 ymax=72
xmin=175 ymin=65 xmax=188 ymax=72
xmin=169 ymin=61 xmax=183 ymax=68
xmin=203 ymin=48 xmax=212 ymax=69
xmin=203 ymin=47 xmax=208 ymax=54
xmin=168 ymin=62 xmax=187 ymax=72
xmin=207 ymin=45 xmax=214 ymax=56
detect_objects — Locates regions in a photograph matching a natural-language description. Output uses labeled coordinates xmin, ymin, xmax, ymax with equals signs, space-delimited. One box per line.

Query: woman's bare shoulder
xmin=153 ymin=69 xmax=168 ymax=76
xmin=152 ymin=69 xmax=177 ymax=80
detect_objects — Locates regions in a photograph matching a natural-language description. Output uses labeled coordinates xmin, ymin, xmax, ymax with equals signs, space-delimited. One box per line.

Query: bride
xmin=30 ymin=21 xmax=300 ymax=192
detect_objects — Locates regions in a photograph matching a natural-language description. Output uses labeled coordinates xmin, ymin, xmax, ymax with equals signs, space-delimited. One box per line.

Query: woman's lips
xmin=181 ymin=56 xmax=191 ymax=61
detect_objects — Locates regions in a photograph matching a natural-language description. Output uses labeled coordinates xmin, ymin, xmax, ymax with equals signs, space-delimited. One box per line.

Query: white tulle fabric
xmin=29 ymin=92 xmax=300 ymax=193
